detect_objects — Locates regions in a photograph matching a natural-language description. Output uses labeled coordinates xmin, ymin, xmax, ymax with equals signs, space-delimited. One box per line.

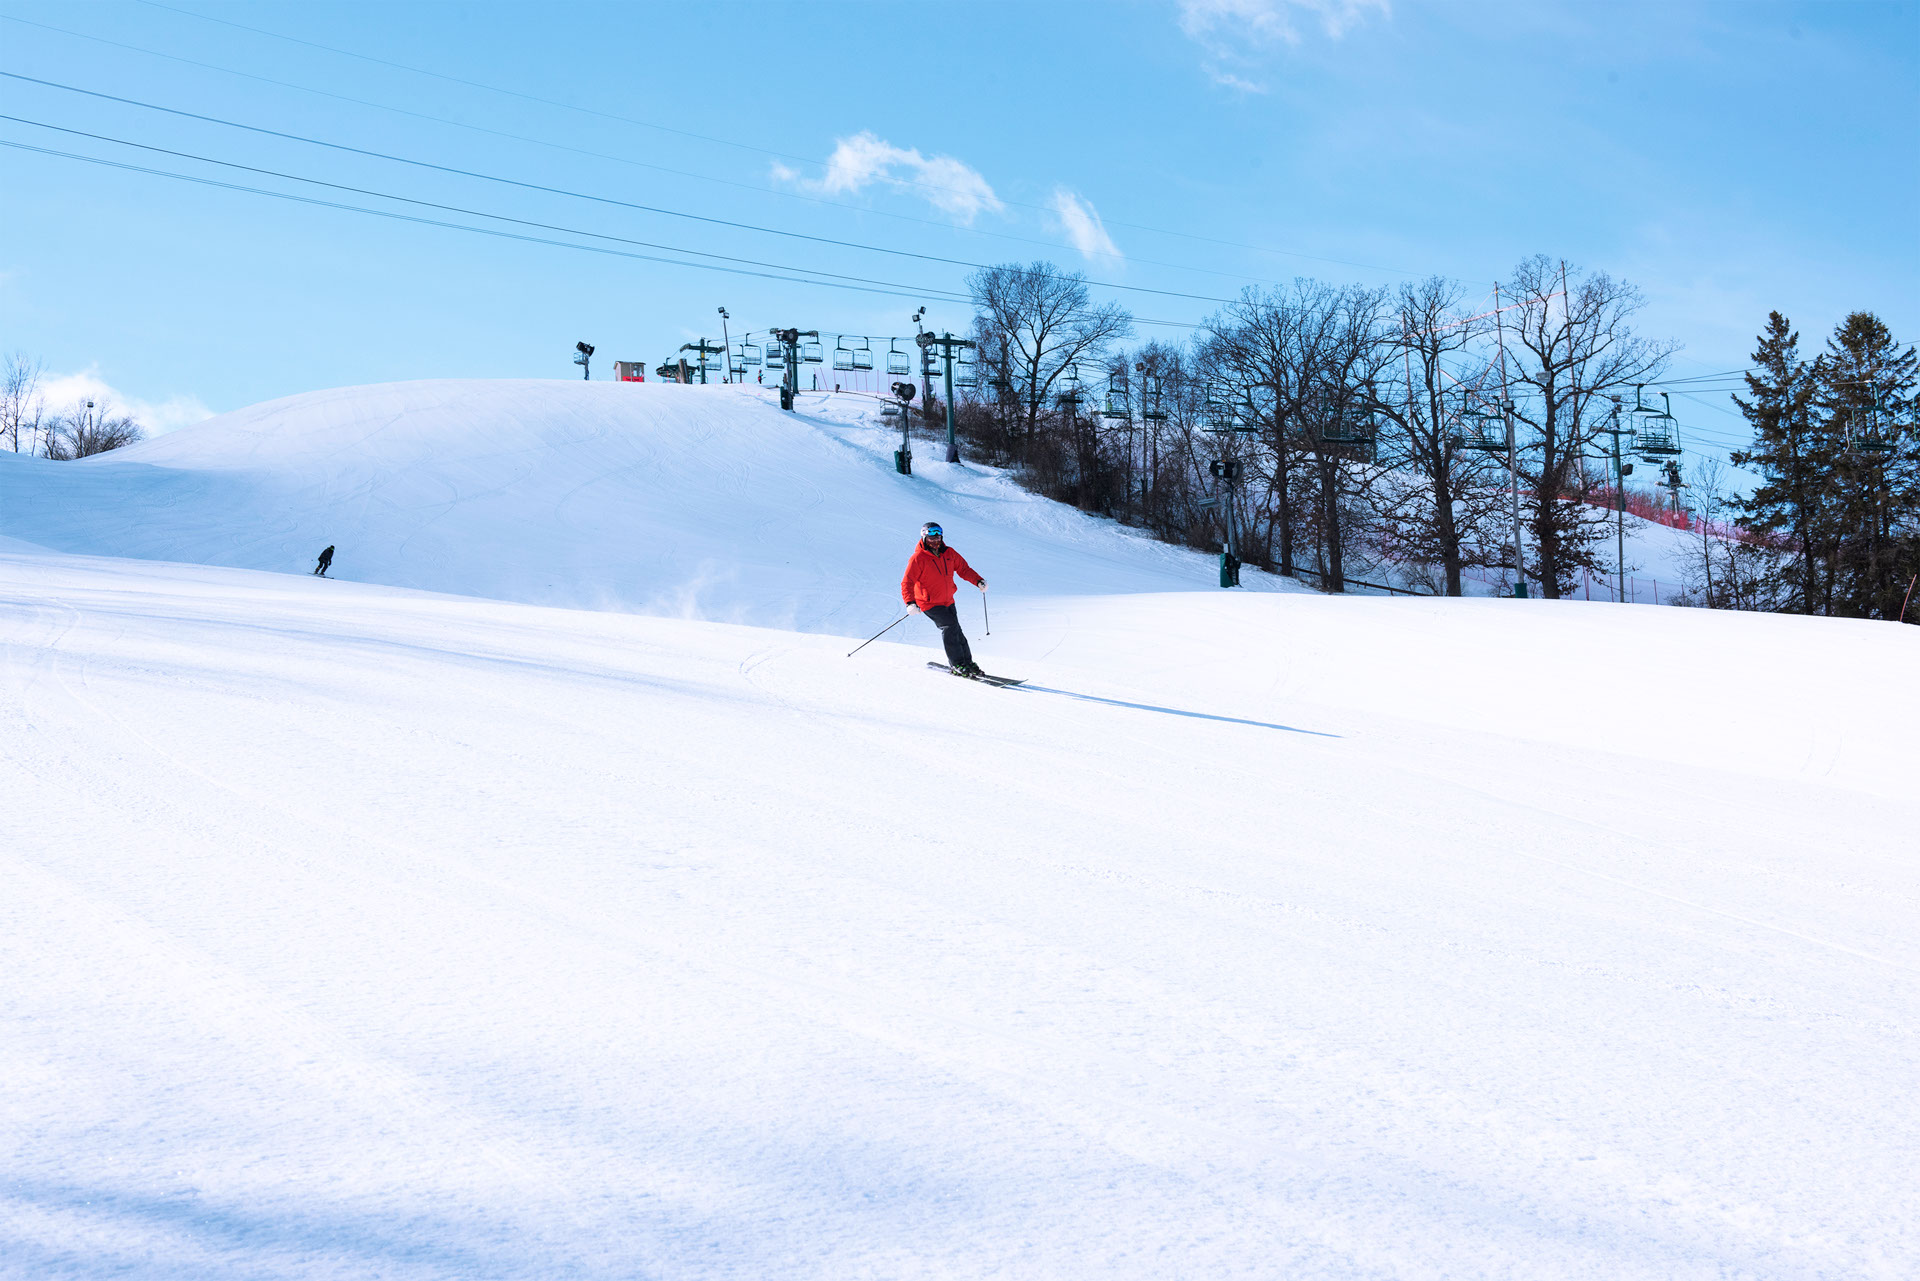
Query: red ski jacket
xmin=901 ymin=540 xmax=982 ymax=609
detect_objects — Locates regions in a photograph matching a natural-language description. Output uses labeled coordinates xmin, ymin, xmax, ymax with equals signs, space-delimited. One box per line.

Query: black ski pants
xmin=922 ymin=603 xmax=974 ymax=669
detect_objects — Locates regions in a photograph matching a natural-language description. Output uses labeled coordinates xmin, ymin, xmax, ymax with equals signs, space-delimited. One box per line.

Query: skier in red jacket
xmin=901 ymin=521 xmax=987 ymax=677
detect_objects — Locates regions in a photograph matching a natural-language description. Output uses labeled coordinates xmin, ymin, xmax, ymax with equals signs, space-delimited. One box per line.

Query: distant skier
xmin=901 ymin=522 xmax=986 ymax=678
xmin=313 ymin=545 xmax=334 ymax=577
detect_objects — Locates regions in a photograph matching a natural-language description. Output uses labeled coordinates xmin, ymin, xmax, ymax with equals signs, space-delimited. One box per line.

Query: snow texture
xmin=1 ymin=381 xmax=1915 ymax=1279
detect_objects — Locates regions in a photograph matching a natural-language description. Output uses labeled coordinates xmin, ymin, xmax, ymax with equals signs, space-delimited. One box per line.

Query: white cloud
xmin=38 ymin=367 xmax=212 ymax=436
xmin=1208 ymin=70 xmax=1270 ymax=94
xmin=776 ymin=131 xmax=1004 ymax=225
xmin=1049 ymin=189 xmax=1122 ymax=263
xmin=1178 ymin=0 xmax=1387 ymax=91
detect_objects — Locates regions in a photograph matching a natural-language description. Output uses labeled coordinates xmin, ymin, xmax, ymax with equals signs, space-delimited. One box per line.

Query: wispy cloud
xmin=39 ymin=367 xmax=212 ymax=436
xmin=1178 ymin=0 xmax=1388 ymax=91
xmin=1049 ymin=189 xmax=1122 ymax=263
xmin=774 ymin=132 xmax=1004 ymax=225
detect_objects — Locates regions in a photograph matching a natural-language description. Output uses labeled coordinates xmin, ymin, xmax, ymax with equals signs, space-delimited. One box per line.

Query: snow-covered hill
xmin=2 ymin=380 xmax=1915 ymax=1279
xmin=0 ymin=379 xmax=1288 ymax=628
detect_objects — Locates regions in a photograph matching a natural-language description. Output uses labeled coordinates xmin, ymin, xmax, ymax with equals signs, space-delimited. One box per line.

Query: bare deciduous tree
xmin=44 ymin=396 xmax=144 ymax=459
xmin=1362 ymin=279 xmax=1510 ymax=595
xmin=1497 ymin=256 xmax=1674 ymax=597
xmin=2 ymin=353 xmax=48 ymax=454
xmin=1206 ymin=281 xmax=1390 ymax=589
xmin=968 ymin=262 xmax=1132 ymax=451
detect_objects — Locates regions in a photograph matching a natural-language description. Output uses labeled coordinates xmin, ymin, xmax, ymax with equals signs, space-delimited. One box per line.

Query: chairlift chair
xmin=802 ymin=340 xmax=824 ymax=364
xmin=832 ymin=337 xmax=854 ymax=372
xmin=1140 ymin=375 xmax=1168 ymax=423
xmin=742 ymin=341 xmax=762 ymax=367
xmin=886 ymin=340 xmax=911 ymax=376
xmin=764 ymin=341 xmax=785 ymax=368
xmin=1201 ymin=387 xmax=1238 ymax=433
xmin=1101 ymin=372 xmax=1131 ymax=420
xmin=1057 ymin=365 xmax=1085 ymax=407
xmin=1630 ymin=388 xmax=1681 ymax=461
xmin=1461 ymin=408 xmax=1509 ymax=453
xmin=1850 ymin=399 xmax=1897 ymax=459
xmin=1324 ymin=415 xmax=1380 ymax=464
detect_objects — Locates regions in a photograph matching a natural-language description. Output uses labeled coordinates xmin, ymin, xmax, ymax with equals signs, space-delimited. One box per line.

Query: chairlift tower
xmin=770 ymin=328 xmax=818 ymax=410
xmin=917 ymin=331 xmax=975 ymax=463
xmin=680 ymin=339 xmax=724 ymax=385
xmin=1201 ymin=393 xmax=1262 ymax=587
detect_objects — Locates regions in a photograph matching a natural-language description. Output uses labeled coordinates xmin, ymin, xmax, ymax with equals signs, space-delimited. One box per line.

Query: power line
xmin=0 ymin=71 xmax=1250 ymax=311
xmin=128 ymin=0 xmax=1422 ymax=277
xmin=0 ymin=11 xmax=1293 ymax=288
xmin=0 ymin=113 xmax=976 ymax=300
xmin=0 ymin=130 xmax=1210 ymax=335
xmin=0 ymin=137 xmax=967 ymax=303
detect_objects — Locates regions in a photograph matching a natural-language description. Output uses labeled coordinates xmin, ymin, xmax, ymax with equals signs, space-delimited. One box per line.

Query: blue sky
xmin=2 ymin=0 xmax=1914 ymax=470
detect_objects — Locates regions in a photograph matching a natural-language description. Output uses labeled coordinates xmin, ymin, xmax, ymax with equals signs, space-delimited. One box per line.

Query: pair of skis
xmin=926 ymin=661 xmax=1025 ymax=688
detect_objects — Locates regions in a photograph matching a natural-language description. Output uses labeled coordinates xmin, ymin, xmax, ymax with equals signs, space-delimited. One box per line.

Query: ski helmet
xmin=921 ymin=522 xmax=944 ymax=540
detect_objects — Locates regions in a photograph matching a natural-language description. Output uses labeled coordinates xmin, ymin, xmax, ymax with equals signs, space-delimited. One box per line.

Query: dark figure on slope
xmin=901 ymin=522 xmax=987 ymax=678
xmin=313 ymin=545 xmax=334 ymax=577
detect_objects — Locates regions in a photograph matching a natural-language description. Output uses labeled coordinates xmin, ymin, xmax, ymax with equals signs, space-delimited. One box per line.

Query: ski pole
xmin=981 ymin=585 xmax=990 ymax=636
xmin=846 ymin=610 xmax=913 ymax=658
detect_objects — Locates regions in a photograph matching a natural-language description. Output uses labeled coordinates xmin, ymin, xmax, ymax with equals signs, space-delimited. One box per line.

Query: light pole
xmin=1503 ymin=398 xmax=1526 ymax=597
xmin=912 ymin=308 xmax=933 ymax=409
xmin=1606 ymin=396 xmax=1631 ymax=602
xmin=717 ymin=307 xmax=731 ymax=384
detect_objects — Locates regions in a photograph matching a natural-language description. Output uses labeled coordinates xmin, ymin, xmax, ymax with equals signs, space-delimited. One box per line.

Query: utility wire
xmin=0 ymin=130 xmax=1208 ymax=332
xmin=0 ymin=71 xmax=1246 ymax=309
xmin=129 ymin=0 xmax=1421 ymax=277
xmin=0 ymin=113 xmax=976 ymax=300
xmin=0 ymin=137 xmax=968 ymax=303
xmin=0 ymin=11 xmax=1291 ymax=287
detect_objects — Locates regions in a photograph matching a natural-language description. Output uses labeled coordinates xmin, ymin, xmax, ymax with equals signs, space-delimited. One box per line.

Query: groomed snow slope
xmin=0 ymin=379 xmax=1285 ymax=628
xmin=2 ymin=381 xmax=1917 ymax=1280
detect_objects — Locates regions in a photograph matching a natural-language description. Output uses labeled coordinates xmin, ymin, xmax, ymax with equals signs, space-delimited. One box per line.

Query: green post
xmin=941 ymin=332 xmax=959 ymax=463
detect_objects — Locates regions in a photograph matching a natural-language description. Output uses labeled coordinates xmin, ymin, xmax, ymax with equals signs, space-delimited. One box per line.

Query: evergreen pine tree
xmin=1730 ymin=312 xmax=1825 ymax=612
xmin=1812 ymin=312 xmax=1919 ymax=620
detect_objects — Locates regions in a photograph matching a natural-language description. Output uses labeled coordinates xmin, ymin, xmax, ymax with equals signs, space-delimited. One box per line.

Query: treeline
xmin=923 ymin=260 xmax=1915 ymax=620
xmin=2 ymin=354 xmax=145 ymax=459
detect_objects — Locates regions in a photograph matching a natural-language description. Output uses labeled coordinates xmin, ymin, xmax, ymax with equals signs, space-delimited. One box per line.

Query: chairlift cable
xmin=0 ymin=71 xmax=1252 ymax=309
xmin=0 ymin=137 xmax=971 ymax=304
xmin=125 ymin=0 xmax=1426 ymax=277
xmin=0 ymin=12 xmax=1303 ymax=290
xmin=0 ymin=112 xmax=979 ymax=300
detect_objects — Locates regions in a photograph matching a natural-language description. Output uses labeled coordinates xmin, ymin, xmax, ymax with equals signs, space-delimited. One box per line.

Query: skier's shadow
xmin=1015 ymin=685 xmax=1339 ymax=738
